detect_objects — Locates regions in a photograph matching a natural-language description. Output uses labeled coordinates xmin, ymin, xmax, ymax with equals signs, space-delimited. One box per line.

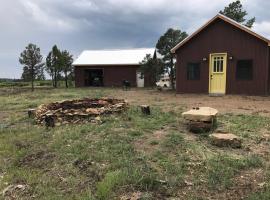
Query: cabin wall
xmin=75 ymin=65 xmax=138 ymax=87
xmin=175 ymin=19 xmax=269 ymax=95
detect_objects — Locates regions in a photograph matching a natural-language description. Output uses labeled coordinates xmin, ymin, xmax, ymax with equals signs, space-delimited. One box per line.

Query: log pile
xmin=34 ymin=98 xmax=128 ymax=127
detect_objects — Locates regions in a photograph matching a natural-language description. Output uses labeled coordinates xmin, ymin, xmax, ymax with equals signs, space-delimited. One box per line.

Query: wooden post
xmin=140 ymin=105 xmax=151 ymax=115
xmin=28 ymin=109 xmax=36 ymax=118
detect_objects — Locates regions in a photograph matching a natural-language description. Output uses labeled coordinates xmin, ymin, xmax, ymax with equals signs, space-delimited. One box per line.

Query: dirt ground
xmin=113 ymin=89 xmax=270 ymax=116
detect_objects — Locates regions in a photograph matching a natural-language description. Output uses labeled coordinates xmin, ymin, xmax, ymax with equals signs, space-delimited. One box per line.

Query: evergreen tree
xmin=156 ymin=28 xmax=188 ymax=90
xmin=19 ymin=43 xmax=44 ymax=91
xmin=46 ymin=45 xmax=62 ymax=87
xmin=61 ymin=50 xmax=74 ymax=88
xmin=139 ymin=54 xmax=164 ymax=87
xmin=220 ymin=0 xmax=255 ymax=28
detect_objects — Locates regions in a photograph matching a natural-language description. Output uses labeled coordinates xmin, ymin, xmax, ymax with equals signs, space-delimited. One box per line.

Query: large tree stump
xmin=140 ymin=105 xmax=151 ymax=115
xmin=188 ymin=121 xmax=213 ymax=133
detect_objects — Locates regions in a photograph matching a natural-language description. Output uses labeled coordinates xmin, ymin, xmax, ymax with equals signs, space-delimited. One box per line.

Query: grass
xmin=0 ymin=87 xmax=270 ymax=199
xmin=207 ymin=154 xmax=263 ymax=189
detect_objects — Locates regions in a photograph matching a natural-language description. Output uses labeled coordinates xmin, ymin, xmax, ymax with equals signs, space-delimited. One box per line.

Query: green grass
xmin=207 ymin=154 xmax=263 ymax=189
xmin=0 ymin=87 xmax=270 ymax=199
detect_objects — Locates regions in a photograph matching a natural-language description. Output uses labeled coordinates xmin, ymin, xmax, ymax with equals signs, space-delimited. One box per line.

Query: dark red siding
xmin=175 ymin=19 xmax=270 ymax=95
xmin=75 ymin=65 xmax=138 ymax=87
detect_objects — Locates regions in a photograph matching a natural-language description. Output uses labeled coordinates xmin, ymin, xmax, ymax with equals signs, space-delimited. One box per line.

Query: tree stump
xmin=188 ymin=121 xmax=213 ymax=133
xmin=28 ymin=109 xmax=36 ymax=118
xmin=140 ymin=105 xmax=151 ymax=115
xmin=44 ymin=115 xmax=55 ymax=127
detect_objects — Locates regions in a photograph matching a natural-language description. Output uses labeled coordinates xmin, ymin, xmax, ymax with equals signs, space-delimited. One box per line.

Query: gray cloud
xmin=0 ymin=0 xmax=269 ymax=78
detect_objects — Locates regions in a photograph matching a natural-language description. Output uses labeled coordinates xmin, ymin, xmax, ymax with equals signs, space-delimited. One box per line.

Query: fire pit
xmin=34 ymin=98 xmax=128 ymax=127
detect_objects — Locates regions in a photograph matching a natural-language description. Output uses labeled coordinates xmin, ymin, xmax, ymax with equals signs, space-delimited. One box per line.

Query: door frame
xmin=208 ymin=53 xmax=227 ymax=95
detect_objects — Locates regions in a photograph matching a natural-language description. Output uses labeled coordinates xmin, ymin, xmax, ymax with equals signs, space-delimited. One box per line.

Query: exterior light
xmin=203 ymin=57 xmax=207 ymax=61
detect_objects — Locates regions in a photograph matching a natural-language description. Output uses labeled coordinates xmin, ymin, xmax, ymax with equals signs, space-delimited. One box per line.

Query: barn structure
xmin=73 ymin=48 xmax=156 ymax=87
xmin=172 ymin=14 xmax=270 ymax=95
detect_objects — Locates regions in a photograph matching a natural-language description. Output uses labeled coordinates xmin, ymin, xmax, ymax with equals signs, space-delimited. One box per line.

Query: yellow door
xmin=209 ymin=53 xmax=227 ymax=95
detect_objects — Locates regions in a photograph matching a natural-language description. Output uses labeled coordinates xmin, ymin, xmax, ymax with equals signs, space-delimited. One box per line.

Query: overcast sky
xmin=1 ymin=0 xmax=270 ymax=78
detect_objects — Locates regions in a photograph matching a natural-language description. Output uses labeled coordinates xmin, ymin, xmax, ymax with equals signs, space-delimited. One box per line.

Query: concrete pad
xmin=182 ymin=107 xmax=218 ymax=122
xmin=210 ymin=133 xmax=242 ymax=148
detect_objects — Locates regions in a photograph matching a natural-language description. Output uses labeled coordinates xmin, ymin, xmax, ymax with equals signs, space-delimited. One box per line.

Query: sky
xmin=1 ymin=0 xmax=270 ymax=78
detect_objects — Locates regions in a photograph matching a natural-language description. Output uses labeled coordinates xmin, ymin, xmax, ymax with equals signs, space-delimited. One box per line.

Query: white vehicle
xmin=156 ymin=77 xmax=171 ymax=88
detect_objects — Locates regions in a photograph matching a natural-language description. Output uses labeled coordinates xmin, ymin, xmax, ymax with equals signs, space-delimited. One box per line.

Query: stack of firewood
xmin=33 ymin=98 xmax=128 ymax=127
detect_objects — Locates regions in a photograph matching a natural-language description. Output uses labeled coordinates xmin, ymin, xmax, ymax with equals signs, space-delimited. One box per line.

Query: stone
xmin=210 ymin=133 xmax=242 ymax=148
xmin=182 ymin=107 xmax=218 ymax=122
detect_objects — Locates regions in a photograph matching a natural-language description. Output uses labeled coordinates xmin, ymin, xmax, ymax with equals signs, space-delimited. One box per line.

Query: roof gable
xmin=73 ymin=48 xmax=156 ymax=66
xmin=171 ymin=14 xmax=270 ymax=53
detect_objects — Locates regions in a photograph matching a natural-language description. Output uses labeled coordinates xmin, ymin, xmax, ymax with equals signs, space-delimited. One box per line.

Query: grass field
xmin=0 ymin=87 xmax=270 ymax=199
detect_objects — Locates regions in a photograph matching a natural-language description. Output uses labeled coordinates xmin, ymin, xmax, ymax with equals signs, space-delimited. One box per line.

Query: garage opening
xmin=84 ymin=69 xmax=104 ymax=86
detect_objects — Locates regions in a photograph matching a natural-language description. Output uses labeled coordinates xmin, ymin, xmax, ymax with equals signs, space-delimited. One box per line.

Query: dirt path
xmin=111 ymin=89 xmax=270 ymax=116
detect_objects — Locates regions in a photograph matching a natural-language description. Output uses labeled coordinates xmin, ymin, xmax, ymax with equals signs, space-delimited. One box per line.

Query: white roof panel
xmin=73 ymin=48 xmax=156 ymax=66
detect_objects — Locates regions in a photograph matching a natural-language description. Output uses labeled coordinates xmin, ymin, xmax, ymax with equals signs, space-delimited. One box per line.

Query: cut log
xmin=210 ymin=133 xmax=242 ymax=148
xmin=27 ymin=109 xmax=36 ymax=118
xmin=140 ymin=105 xmax=150 ymax=115
xmin=44 ymin=115 xmax=55 ymax=127
xmin=188 ymin=121 xmax=213 ymax=133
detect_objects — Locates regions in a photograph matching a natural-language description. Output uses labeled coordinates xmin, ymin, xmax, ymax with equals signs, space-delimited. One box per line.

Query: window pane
xmin=220 ymin=60 xmax=223 ymax=72
xmin=187 ymin=63 xmax=200 ymax=80
xmin=236 ymin=60 xmax=253 ymax=80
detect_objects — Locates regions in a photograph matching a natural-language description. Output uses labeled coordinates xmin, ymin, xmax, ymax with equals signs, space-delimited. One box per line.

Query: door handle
xmin=210 ymin=74 xmax=213 ymax=79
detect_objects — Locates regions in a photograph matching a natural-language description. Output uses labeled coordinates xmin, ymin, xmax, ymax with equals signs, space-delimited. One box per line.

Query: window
xmin=187 ymin=63 xmax=200 ymax=80
xmin=213 ymin=57 xmax=224 ymax=73
xmin=236 ymin=60 xmax=253 ymax=80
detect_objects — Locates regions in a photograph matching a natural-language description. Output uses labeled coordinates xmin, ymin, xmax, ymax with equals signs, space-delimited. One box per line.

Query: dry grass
xmin=0 ymin=87 xmax=270 ymax=200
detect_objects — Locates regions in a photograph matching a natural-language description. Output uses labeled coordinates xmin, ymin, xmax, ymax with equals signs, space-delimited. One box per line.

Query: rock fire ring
xmin=34 ymin=98 xmax=128 ymax=127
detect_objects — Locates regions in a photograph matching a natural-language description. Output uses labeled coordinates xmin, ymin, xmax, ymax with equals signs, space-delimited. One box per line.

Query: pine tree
xmin=19 ymin=43 xmax=44 ymax=91
xmin=61 ymin=50 xmax=74 ymax=88
xmin=46 ymin=45 xmax=62 ymax=87
xmin=220 ymin=0 xmax=256 ymax=28
xmin=139 ymin=54 xmax=164 ymax=87
xmin=156 ymin=28 xmax=188 ymax=90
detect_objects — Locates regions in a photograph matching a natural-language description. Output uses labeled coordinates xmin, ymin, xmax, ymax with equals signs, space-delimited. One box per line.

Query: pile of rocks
xmin=182 ymin=107 xmax=218 ymax=133
xmin=33 ymin=98 xmax=128 ymax=127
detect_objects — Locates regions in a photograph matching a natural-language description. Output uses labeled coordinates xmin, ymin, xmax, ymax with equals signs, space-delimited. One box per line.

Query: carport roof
xmin=73 ymin=48 xmax=157 ymax=66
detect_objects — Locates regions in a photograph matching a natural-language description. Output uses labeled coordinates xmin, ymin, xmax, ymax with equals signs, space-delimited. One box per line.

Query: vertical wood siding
xmin=175 ymin=19 xmax=269 ymax=95
xmin=74 ymin=65 xmax=138 ymax=87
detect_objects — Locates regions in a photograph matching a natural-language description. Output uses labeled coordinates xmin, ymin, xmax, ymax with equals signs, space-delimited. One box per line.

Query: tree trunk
xmin=31 ymin=65 xmax=34 ymax=92
xmin=170 ymin=57 xmax=175 ymax=90
xmin=54 ymin=71 xmax=57 ymax=88
xmin=52 ymin=74 xmax=55 ymax=87
xmin=65 ymin=71 xmax=68 ymax=88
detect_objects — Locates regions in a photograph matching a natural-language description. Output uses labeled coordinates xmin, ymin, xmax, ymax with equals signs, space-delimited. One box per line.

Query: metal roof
xmin=73 ymin=48 xmax=156 ymax=66
xmin=171 ymin=14 xmax=270 ymax=53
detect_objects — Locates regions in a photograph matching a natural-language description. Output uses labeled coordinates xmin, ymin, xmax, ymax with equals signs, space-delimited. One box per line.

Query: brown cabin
xmin=73 ymin=48 xmax=156 ymax=87
xmin=172 ymin=14 xmax=270 ymax=95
